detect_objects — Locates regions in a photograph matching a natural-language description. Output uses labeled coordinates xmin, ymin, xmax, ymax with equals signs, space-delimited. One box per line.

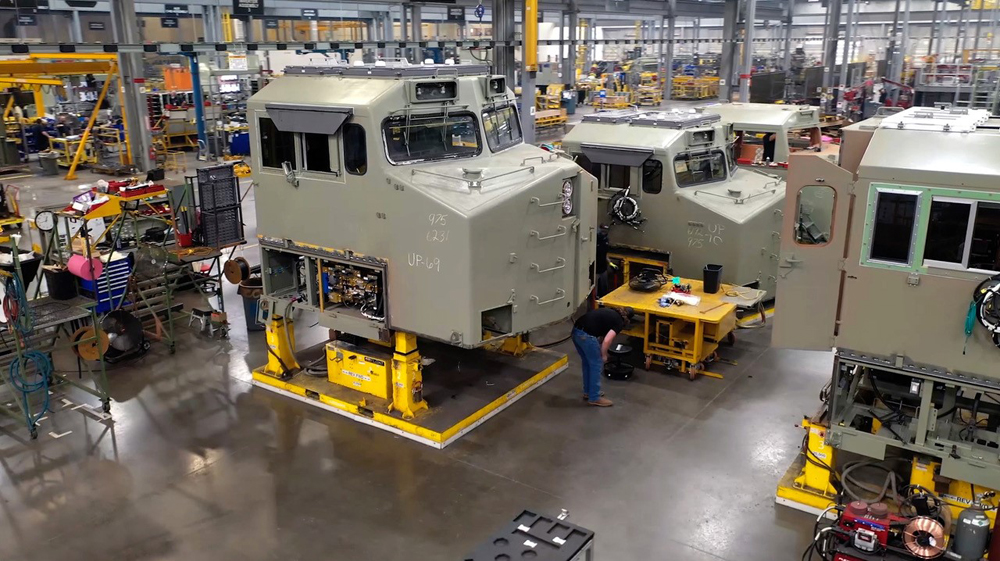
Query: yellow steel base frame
xmin=252 ymin=345 xmax=567 ymax=449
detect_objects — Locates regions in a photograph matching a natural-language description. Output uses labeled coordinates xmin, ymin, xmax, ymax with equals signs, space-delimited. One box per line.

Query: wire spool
xmin=903 ymin=517 xmax=946 ymax=559
xmin=974 ymin=278 xmax=1000 ymax=349
xmin=223 ymin=257 xmax=251 ymax=284
xmin=71 ymin=326 xmax=110 ymax=361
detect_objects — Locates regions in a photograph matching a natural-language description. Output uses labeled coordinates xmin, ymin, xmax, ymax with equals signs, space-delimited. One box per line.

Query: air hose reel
xmin=973 ymin=276 xmax=1000 ymax=349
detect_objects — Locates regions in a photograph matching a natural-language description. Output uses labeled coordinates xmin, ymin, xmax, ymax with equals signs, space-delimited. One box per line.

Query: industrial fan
xmin=101 ymin=310 xmax=149 ymax=363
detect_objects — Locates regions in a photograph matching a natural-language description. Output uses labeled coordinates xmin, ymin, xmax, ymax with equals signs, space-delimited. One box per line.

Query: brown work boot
xmin=581 ymin=391 xmax=606 ymax=400
xmin=588 ymin=397 xmax=613 ymax=407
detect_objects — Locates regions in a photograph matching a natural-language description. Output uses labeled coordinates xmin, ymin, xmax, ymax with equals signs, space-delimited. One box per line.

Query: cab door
xmin=771 ymin=155 xmax=853 ymax=350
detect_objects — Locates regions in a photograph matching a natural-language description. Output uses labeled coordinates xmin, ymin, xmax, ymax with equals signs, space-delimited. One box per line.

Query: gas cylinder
xmin=954 ymin=507 xmax=990 ymax=560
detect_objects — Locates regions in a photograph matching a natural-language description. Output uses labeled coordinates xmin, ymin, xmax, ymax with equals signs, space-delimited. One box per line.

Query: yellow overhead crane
xmin=0 ymin=55 xmax=132 ymax=179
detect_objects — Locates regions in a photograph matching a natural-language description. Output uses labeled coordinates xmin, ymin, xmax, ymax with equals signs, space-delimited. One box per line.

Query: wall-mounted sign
xmin=264 ymin=18 xmax=278 ymax=29
xmin=88 ymin=21 xmax=105 ymax=30
xmin=164 ymin=3 xmax=188 ymax=15
xmin=232 ymin=0 xmax=264 ymax=16
xmin=16 ymin=14 xmax=36 ymax=26
xmin=301 ymin=8 xmax=318 ymax=19
xmin=446 ymin=6 xmax=464 ymax=21
xmin=606 ymin=0 xmax=630 ymax=11
xmin=160 ymin=16 xmax=179 ymax=28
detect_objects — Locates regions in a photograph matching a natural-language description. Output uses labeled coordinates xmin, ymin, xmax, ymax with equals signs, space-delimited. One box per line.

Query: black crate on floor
xmin=201 ymin=206 xmax=244 ymax=248
xmin=199 ymin=176 xmax=239 ymax=211
xmin=464 ymin=510 xmax=594 ymax=561
xmin=196 ymin=164 xmax=234 ymax=184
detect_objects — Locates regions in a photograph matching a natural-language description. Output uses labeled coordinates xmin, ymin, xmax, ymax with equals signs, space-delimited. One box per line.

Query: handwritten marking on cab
xmin=408 ymin=253 xmax=441 ymax=272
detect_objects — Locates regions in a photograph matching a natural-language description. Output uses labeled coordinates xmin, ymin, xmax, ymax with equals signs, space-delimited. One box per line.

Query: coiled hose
xmin=9 ymin=351 xmax=52 ymax=426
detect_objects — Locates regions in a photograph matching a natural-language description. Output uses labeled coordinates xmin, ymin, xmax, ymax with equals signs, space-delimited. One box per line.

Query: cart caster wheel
xmin=688 ymin=363 xmax=704 ymax=381
xmin=102 ymin=402 xmax=111 ymax=414
xmin=725 ymin=332 xmax=736 ymax=346
xmin=644 ymin=355 xmax=652 ymax=370
xmin=30 ymin=429 xmax=38 ymax=439
xmin=168 ymin=344 xmax=176 ymax=355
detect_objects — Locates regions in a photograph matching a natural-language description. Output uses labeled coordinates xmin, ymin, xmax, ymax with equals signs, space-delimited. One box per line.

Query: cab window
xmin=674 ymin=150 xmax=726 ymax=187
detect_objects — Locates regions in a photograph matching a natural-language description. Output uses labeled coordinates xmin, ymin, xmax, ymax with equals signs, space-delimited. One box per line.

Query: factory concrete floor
xmin=0 ymin=131 xmax=824 ymax=561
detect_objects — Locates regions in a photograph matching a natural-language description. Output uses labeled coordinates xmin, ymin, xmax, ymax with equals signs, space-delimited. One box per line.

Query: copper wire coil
xmin=903 ymin=516 xmax=946 ymax=559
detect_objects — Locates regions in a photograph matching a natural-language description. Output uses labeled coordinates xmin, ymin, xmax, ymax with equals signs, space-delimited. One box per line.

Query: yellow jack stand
xmin=252 ymin=320 xmax=567 ymax=449
xmin=390 ymin=332 xmax=428 ymax=419
xmin=260 ymin=316 xmax=299 ymax=378
xmin=775 ymin=416 xmax=839 ymax=515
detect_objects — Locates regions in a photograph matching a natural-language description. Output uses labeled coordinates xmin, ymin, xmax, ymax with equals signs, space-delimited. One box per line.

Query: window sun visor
xmin=579 ymin=144 xmax=653 ymax=167
xmin=264 ymin=103 xmax=354 ymax=136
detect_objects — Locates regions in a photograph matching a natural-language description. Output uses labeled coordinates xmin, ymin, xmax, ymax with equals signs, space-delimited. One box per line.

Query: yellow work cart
xmin=599 ymin=278 xmax=738 ymax=380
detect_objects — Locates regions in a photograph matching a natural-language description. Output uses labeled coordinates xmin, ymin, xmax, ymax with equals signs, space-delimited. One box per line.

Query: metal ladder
xmin=963 ymin=66 xmax=1000 ymax=113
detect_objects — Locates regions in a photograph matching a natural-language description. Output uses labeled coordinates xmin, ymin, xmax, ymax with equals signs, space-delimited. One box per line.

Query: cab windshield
xmin=382 ymin=112 xmax=481 ymax=164
xmin=674 ymin=150 xmax=727 ymax=187
xmin=482 ymin=104 xmax=522 ymax=152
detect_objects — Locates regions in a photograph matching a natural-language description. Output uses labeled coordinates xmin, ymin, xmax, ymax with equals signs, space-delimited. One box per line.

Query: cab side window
xmin=343 ymin=123 xmax=367 ymax=175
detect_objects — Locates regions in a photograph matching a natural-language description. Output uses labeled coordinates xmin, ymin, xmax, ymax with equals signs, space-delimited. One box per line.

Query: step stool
xmin=189 ymin=307 xmax=216 ymax=336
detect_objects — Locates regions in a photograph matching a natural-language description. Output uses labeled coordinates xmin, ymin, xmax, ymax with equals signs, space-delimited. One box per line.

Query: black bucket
xmin=43 ymin=265 xmax=78 ymax=300
xmin=703 ymin=264 xmax=723 ymax=295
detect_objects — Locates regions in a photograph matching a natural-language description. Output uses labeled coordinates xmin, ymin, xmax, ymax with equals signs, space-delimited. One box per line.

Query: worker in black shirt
xmin=572 ymin=306 xmax=632 ymax=407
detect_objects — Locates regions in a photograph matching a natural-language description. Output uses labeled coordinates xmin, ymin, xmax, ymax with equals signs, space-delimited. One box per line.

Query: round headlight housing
xmin=561 ymin=180 xmax=574 ymax=215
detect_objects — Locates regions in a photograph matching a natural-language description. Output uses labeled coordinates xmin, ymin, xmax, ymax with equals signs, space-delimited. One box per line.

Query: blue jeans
xmin=572 ymin=328 xmax=603 ymax=401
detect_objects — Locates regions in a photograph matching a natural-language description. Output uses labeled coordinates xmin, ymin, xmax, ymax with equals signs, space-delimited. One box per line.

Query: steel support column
xmin=110 ymin=0 xmax=152 ymax=171
xmin=694 ymin=17 xmax=701 ymax=56
xmin=70 ymin=10 xmax=83 ymax=43
xmin=975 ymin=1 xmax=986 ymax=54
xmin=928 ymin=0 xmax=939 ymax=55
xmin=782 ymin=1 xmax=792 ymax=73
xmin=568 ymin=9 xmax=578 ymax=87
xmin=493 ymin=0 xmax=516 ymax=87
xmin=740 ymin=0 xmax=757 ymax=102
xmin=900 ymin=0 xmax=911 ymax=71
xmin=838 ymin=0 xmax=855 ymax=109
xmin=718 ymin=0 xmax=739 ymax=101
xmin=665 ymin=5 xmax=676 ymax=102
xmin=411 ymin=3 xmax=422 ymax=62
xmin=957 ymin=2 xmax=967 ymax=58
xmin=520 ymin=0 xmax=538 ymax=145
xmin=991 ymin=0 xmax=1000 ymax=50
xmin=822 ymin=0 xmax=842 ymax=111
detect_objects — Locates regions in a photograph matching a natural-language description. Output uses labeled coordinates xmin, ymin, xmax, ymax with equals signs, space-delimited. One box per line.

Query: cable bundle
xmin=973 ymin=275 xmax=1000 ymax=349
xmin=3 ymin=272 xmax=52 ymax=427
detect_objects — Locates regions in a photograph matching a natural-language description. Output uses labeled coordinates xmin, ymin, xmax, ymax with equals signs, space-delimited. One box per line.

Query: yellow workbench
xmin=599 ymin=278 xmax=738 ymax=380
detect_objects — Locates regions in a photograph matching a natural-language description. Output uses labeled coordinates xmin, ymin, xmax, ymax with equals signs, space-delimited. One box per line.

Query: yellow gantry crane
xmin=0 ymin=54 xmax=130 ymax=179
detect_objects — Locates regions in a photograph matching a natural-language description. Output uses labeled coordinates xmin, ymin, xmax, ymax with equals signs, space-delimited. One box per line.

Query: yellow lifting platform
xmin=252 ymin=318 xmax=568 ymax=449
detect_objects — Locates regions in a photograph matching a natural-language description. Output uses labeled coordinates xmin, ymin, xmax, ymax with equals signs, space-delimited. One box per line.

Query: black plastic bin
xmin=43 ymin=265 xmax=78 ymax=300
xmin=703 ymin=264 xmax=723 ymax=294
